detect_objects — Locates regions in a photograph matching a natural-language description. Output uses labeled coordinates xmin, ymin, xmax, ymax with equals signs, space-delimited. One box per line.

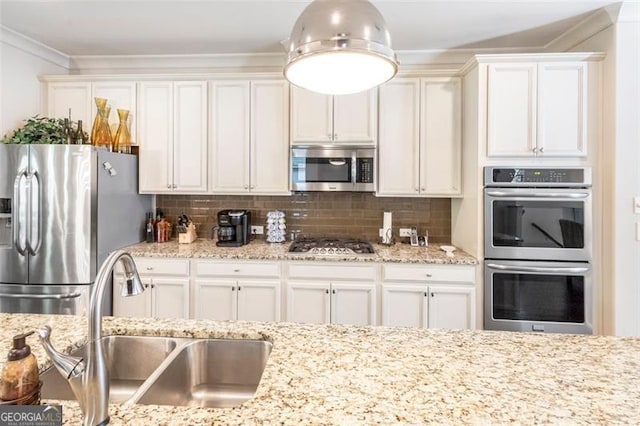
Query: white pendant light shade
xmin=284 ymin=0 xmax=398 ymax=95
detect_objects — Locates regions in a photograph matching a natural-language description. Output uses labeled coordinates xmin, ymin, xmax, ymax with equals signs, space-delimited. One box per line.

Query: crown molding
xmin=0 ymin=26 xmax=70 ymax=69
xmin=544 ymin=4 xmax=620 ymax=52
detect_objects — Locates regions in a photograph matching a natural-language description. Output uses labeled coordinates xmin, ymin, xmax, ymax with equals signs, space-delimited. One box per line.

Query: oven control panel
xmin=485 ymin=167 xmax=590 ymax=186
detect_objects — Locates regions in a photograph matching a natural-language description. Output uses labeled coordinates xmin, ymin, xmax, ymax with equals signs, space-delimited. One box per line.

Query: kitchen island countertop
xmin=1 ymin=313 xmax=639 ymax=425
xmin=123 ymin=239 xmax=478 ymax=265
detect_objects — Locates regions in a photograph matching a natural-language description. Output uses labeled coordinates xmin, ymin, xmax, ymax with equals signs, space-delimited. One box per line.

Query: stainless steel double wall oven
xmin=483 ymin=167 xmax=593 ymax=334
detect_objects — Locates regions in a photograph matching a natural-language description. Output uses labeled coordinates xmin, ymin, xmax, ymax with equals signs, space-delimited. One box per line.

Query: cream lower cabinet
xmin=113 ymin=258 xmax=190 ymax=319
xmin=193 ymin=260 xmax=281 ymax=322
xmin=381 ymin=264 xmax=476 ymax=330
xmin=286 ymin=263 xmax=377 ymax=326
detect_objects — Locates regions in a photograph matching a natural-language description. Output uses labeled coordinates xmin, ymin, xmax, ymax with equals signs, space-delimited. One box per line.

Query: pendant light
xmin=284 ymin=0 xmax=398 ymax=95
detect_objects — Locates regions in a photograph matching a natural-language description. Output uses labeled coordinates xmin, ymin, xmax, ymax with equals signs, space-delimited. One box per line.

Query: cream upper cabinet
xmin=46 ymin=82 xmax=92 ymax=126
xmin=378 ymin=77 xmax=462 ymax=197
xmin=487 ymin=61 xmax=588 ymax=157
xmin=210 ymin=80 xmax=290 ymax=195
xmin=291 ymin=87 xmax=376 ymax=144
xmin=138 ymin=81 xmax=207 ymax=194
xmin=378 ymin=78 xmax=420 ymax=196
xmin=91 ymin=82 xmax=137 ymax=142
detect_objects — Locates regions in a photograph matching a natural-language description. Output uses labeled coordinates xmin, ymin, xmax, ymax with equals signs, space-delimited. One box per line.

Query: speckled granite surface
xmin=124 ymin=239 xmax=478 ymax=265
xmin=1 ymin=314 xmax=639 ymax=424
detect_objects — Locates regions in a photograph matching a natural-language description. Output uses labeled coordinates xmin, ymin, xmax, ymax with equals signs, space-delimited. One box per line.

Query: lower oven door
xmin=484 ymin=260 xmax=592 ymax=334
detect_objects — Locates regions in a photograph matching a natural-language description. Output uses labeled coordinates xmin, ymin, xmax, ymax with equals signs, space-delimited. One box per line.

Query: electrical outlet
xmin=251 ymin=225 xmax=264 ymax=235
xmin=399 ymin=228 xmax=412 ymax=237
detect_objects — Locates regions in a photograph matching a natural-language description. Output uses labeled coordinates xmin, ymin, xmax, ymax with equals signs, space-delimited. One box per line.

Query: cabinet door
xmin=286 ymin=282 xmax=330 ymax=324
xmin=193 ymin=279 xmax=237 ymax=321
xmin=151 ymin=277 xmax=189 ymax=319
xmin=381 ymin=284 xmax=427 ymax=328
xmin=537 ymin=62 xmax=587 ymax=157
xmin=209 ymin=81 xmax=250 ymax=193
xmin=421 ymin=78 xmax=461 ymax=196
xmin=427 ymin=285 xmax=475 ymax=330
xmin=112 ymin=275 xmax=151 ymax=317
xmin=487 ymin=63 xmax=537 ymax=157
xmin=290 ymin=87 xmax=332 ymax=143
xmin=332 ymin=89 xmax=377 ymax=143
xmin=377 ymin=79 xmax=421 ymax=196
xmin=138 ymin=82 xmax=173 ymax=193
xmin=92 ymin=82 xmax=137 ymax=143
xmin=331 ymin=282 xmax=376 ymax=326
xmin=237 ymin=280 xmax=281 ymax=322
xmin=250 ymin=81 xmax=290 ymax=195
xmin=173 ymin=81 xmax=208 ymax=192
xmin=46 ymin=82 xmax=92 ymax=126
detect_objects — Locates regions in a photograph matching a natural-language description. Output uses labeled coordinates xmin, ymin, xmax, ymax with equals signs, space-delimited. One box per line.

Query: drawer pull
xmin=426 ymin=273 xmax=433 ymax=278
xmin=233 ymin=269 xmax=240 ymax=273
xmin=146 ymin=267 xmax=153 ymax=271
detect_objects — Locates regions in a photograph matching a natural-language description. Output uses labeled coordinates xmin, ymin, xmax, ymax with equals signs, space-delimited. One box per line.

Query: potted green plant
xmin=1 ymin=115 xmax=67 ymax=144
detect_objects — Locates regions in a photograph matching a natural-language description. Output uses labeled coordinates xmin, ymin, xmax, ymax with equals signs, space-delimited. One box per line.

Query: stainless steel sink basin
xmin=136 ymin=339 xmax=273 ymax=408
xmin=40 ymin=336 xmax=273 ymax=408
xmin=41 ymin=336 xmax=178 ymax=403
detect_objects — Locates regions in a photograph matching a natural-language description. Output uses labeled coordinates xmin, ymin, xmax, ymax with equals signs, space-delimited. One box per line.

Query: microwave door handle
xmin=12 ymin=170 xmax=28 ymax=256
xmin=486 ymin=263 xmax=590 ymax=274
xmin=351 ymin=151 xmax=357 ymax=188
xmin=486 ymin=191 xmax=590 ymax=199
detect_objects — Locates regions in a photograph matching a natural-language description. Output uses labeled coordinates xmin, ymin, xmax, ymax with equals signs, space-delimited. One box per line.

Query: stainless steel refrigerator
xmin=0 ymin=144 xmax=152 ymax=315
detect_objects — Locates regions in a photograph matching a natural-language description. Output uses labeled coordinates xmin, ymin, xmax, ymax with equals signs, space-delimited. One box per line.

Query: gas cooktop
xmin=287 ymin=238 xmax=376 ymax=256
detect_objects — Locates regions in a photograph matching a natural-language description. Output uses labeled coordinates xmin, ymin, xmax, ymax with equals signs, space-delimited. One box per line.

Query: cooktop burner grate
xmin=288 ymin=238 xmax=375 ymax=256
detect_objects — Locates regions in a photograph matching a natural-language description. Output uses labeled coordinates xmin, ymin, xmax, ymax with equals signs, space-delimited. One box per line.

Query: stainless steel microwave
xmin=291 ymin=147 xmax=376 ymax=192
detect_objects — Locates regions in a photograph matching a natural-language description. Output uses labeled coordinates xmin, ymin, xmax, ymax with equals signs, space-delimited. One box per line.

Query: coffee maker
xmin=216 ymin=210 xmax=251 ymax=247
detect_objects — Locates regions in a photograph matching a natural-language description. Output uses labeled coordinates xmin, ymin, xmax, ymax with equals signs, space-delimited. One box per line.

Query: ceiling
xmin=0 ymin=1 xmax=620 ymax=57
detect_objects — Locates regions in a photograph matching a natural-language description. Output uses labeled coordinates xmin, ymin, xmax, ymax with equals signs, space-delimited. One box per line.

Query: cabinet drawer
xmin=194 ymin=260 xmax=281 ymax=278
xmin=383 ymin=264 xmax=474 ymax=283
xmin=132 ymin=258 xmax=190 ymax=277
xmin=287 ymin=263 xmax=377 ymax=281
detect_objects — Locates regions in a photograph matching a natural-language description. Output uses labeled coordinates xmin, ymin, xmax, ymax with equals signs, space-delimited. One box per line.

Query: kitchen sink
xmin=41 ymin=335 xmax=178 ymax=403
xmin=136 ymin=339 xmax=273 ymax=408
xmin=40 ymin=336 xmax=273 ymax=408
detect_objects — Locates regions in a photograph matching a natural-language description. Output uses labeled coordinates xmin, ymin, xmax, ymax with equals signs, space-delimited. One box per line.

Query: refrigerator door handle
xmin=27 ymin=171 xmax=42 ymax=255
xmin=12 ymin=170 xmax=28 ymax=256
xmin=0 ymin=292 xmax=82 ymax=300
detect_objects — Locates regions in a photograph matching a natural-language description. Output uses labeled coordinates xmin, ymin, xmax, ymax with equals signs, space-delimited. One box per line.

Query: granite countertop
xmin=123 ymin=239 xmax=478 ymax=265
xmin=1 ymin=314 xmax=639 ymax=424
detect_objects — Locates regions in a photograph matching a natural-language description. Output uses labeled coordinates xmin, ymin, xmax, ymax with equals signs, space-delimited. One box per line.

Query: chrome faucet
xmin=38 ymin=250 xmax=144 ymax=426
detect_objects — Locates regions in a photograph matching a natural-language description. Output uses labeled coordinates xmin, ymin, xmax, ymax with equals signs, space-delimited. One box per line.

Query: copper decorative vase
xmin=113 ymin=109 xmax=131 ymax=153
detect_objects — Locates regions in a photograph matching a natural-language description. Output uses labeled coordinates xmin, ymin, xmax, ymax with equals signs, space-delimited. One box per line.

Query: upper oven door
xmin=484 ymin=187 xmax=592 ymax=261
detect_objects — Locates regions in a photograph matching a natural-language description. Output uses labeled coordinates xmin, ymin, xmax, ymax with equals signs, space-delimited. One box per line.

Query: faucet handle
xmin=38 ymin=325 xmax=85 ymax=379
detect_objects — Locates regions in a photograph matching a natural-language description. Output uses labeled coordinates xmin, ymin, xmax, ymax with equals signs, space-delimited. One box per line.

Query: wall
xmin=157 ymin=193 xmax=451 ymax=243
xmin=1 ymin=28 xmax=68 ymax=136
xmin=566 ymin=4 xmax=640 ymax=336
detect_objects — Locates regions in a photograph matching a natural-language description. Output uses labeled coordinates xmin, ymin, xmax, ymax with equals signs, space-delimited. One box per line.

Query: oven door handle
xmin=485 ymin=191 xmax=590 ymax=199
xmin=486 ymin=263 xmax=590 ymax=274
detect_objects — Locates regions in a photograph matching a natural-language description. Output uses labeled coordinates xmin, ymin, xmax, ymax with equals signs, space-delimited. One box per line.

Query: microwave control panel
xmin=357 ymin=158 xmax=374 ymax=183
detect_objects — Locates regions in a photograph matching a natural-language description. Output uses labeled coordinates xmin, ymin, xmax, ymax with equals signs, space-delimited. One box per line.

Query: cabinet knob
xmin=233 ymin=269 xmax=240 ymax=273
xmin=151 ymin=284 xmax=155 ymax=289
xmin=250 ymin=185 xmax=255 ymax=190
xmin=332 ymin=289 xmax=336 ymax=294
xmin=426 ymin=273 xmax=433 ymax=278
xmin=539 ymin=147 xmax=544 ymax=153
xmin=146 ymin=267 xmax=153 ymax=271
xmin=431 ymin=292 xmax=435 ymax=297
xmin=244 ymin=185 xmax=249 ymax=189
xmin=414 ymin=188 xmax=419 ymax=192
xmin=325 ymin=289 xmax=329 ymax=294
xmin=421 ymin=187 xmax=425 ymax=191
xmin=532 ymin=147 xmax=538 ymax=154
xmin=238 ymin=286 xmax=241 ymax=291
xmin=424 ymin=292 xmax=427 ymax=297
xmin=144 ymin=284 xmax=150 ymax=289
xmin=172 ymin=184 xmax=177 ymax=189
xmin=232 ymin=286 xmax=235 ymax=291
xmin=327 ymin=133 xmax=332 ymax=140
xmin=166 ymin=184 xmax=171 ymax=189
xmin=334 ymin=133 xmax=338 ymax=140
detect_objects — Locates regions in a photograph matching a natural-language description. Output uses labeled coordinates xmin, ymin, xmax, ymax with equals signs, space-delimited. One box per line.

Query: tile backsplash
xmin=157 ymin=193 xmax=451 ymax=243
